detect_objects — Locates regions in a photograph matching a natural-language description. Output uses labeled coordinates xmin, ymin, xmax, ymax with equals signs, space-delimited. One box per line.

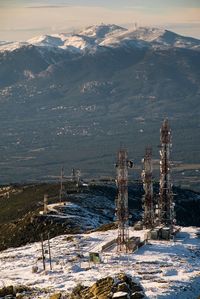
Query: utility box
xmin=128 ymin=237 xmax=140 ymax=252
xmin=134 ymin=221 xmax=143 ymax=230
xmin=89 ymin=252 xmax=101 ymax=263
xmin=161 ymin=227 xmax=171 ymax=240
xmin=150 ymin=229 xmax=160 ymax=240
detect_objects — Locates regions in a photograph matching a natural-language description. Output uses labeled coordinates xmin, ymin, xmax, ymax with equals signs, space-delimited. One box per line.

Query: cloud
xmin=0 ymin=27 xmax=51 ymax=32
xmin=164 ymin=22 xmax=200 ymax=39
xmin=27 ymin=5 xmax=70 ymax=9
xmin=167 ymin=22 xmax=200 ymax=28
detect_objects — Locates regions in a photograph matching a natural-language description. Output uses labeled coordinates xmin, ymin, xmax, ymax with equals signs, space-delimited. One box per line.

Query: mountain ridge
xmin=1 ymin=24 xmax=200 ymax=54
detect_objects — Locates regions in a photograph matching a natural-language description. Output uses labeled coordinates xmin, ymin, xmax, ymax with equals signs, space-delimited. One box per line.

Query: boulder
xmin=131 ymin=291 xmax=145 ymax=299
xmin=69 ymin=273 xmax=145 ymax=299
xmin=49 ymin=293 xmax=62 ymax=299
xmin=117 ymin=282 xmax=130 ymax=293
xmin=113 ymin=291 xmax=129 ymax=298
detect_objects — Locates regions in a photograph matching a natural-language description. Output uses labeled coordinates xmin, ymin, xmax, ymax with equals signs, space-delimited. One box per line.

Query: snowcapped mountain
xmin=0 ymin=24 xmax=199 ymax=54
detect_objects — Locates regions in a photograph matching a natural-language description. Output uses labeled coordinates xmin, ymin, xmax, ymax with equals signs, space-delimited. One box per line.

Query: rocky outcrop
xmin=0 ymin=275 xmax=145 ymax=298
xmin=0 ymin=285 xmax=35 ymax=298
xmin=0 ymin=285 xmax=14 ymax=297
xmin=69 ymin=273 xmax=145 ymax=299
xmin=0 ymin=285 xmax=62 ymax=299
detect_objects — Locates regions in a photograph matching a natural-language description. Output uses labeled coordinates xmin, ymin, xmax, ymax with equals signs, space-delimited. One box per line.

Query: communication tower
xmin=59 ymin=167 xmax=65 ymax=202
xmin=141 ymin=147 xmax=154 ymax=228
xmin=43 ymin=194 xmax=48 ymax=215
xmin=115 ymin=149 xmax=133 ymax=252
xmin=158 ymin=119 xmax=174 ymax=227
xmin=71 ymin=168 xmax=81 ymax=190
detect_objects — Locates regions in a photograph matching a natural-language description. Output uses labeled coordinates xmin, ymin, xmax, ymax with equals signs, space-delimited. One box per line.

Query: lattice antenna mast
xmin=43 ymin=194 xmax=48 ymax=215
xmin=75 ymin=169 xmax=81 ymax=187
xmin=158 ymin=119 xmax=174 ymax=227
xmin=142 ymin=147 xmax=154 ymax=228
xmin=71 ymin=168 xmax=76 ymax=182
xmin=115 ymin=149 xmax=133 ymax=252
xmin=71 ymin=168 xmax=81 ymax=190
xmin=59 ymin=167 xmax=64 ymax=203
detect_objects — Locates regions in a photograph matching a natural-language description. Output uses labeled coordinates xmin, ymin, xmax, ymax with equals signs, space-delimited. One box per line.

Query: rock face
xmin=69 ymin=273 xmax=145 ymax=299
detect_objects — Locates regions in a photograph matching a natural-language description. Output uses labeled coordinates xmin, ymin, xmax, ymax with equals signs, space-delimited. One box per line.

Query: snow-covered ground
xmin=0 ymin=227 xmax=200 ymax=298
xmin=39 ymin=199 xmax=114 ymax=231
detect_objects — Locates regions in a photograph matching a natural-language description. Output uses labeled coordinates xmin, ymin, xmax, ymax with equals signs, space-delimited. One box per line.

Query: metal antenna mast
xmin=115 ymin=149 xmax=133 ymax=252
xmin=158 ymin=119 xmax=174 ymax=227
xmin=142 ymin=146 xmax=154 ymax=228
xmin=71 ymin=168 xmax=81 ymax=191
xmin=59 ymin=167 xmax=64 ymax=203
xmin=43 ymin=194 xmax=48 ymax=215
xmin=71 ymin=168 xmax=76 ymax=182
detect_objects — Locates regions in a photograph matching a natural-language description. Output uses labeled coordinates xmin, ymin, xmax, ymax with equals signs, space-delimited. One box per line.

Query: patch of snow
xmin=61 ymin=35 xmax=92 ymax=51
xmin=129 ymin=27 xmax=166 ymax=42
xmin=113 ymin=291 xmax=128 ymax=298
xmin=45 ymin=201 xmax=107 ymax=229
xmin=0 ymin=41 xmax=28 ymax=52
xmin=27 ymin=35 xmax=63 ymax=47
xmin=78 ymin=24 xmax=126 ymax=39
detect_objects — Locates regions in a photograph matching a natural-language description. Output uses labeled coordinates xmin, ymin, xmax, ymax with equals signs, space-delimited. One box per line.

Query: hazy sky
xmin=0 ymin=0 xmax=200 ymax=41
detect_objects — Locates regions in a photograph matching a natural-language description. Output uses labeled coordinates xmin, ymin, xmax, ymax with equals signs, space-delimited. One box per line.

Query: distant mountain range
xmin=1 ymin=24 xmax=200 ymax=54
xmin=0 ymin=24 xmax=200 ymax=185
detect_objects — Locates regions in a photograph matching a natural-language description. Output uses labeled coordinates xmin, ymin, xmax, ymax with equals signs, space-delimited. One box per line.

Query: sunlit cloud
xmin=27 ymin=5 xmax=70 ymax=9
